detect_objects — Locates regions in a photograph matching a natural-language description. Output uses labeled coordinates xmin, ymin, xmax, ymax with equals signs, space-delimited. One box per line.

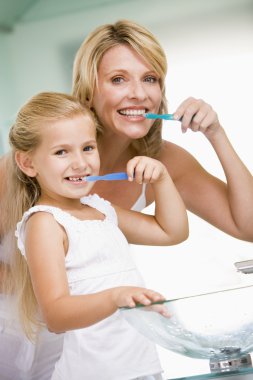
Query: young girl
xmin=8 ymin=92 xmax=188 ymax=380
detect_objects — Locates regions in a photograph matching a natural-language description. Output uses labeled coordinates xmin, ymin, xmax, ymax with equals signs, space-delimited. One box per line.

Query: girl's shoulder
xmin=16 ymin=204 xmax=65 ymax=237
xmin=17 ymin=204 xmax=64 ymax=226
xmin=16 ymin=205 xmax=65 ymax=258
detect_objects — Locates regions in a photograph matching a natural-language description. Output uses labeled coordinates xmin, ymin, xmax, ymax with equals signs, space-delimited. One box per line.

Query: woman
xmin=72 ymin=19 xmax=253 ymax=241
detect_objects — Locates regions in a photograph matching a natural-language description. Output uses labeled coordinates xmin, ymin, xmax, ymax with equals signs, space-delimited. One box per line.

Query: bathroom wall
xmin=0 ymin=0 xmax=252 ymax=377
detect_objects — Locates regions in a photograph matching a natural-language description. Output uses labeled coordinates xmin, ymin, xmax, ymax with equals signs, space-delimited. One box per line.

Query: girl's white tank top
xmin=16 ymin=194 xmax=162 ymax=380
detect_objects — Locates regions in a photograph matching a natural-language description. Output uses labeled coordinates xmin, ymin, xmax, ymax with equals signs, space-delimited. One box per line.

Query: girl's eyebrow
xmin=50 ymin=139 xmax=97 ymax=150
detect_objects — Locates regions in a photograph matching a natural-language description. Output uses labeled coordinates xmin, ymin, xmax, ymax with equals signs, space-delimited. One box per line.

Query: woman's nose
xmin=128 ymin=81 xmax=147 ymax=101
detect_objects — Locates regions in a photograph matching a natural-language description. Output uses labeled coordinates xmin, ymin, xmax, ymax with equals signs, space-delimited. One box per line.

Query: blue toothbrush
xmin=145 ymin=113 xmax=179 ymax=121
xmin=83 ymin=172 xmax=129 ymax=182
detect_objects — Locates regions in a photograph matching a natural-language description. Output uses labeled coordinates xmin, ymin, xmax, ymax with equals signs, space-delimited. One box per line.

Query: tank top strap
xmin=80 ymin=194 xmax=118 ymax=225
xmin=15 ymin=205 xmax=73 ymax=257
xmin=131 ymin=183 xmax=147 ymax=211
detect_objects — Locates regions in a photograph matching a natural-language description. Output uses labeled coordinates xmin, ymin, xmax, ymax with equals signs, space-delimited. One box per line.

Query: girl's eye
xmin=144 ymin=76 xmax=158 ymax=83
xmin=55 ymin=150 xmax=66 ymax=156
xmin=112 ymin=76 xmax=124 ymax=84
xmin=83 ymin=145 xmax=94 ymax=152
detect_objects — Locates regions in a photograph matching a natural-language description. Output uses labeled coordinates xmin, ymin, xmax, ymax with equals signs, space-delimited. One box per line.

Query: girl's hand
xmin=111 ymin=286 xmax=170 ymax=316
xmin=174 ymin=97 xmax=221 ymax=138
xmin=126 ymin=156 xmax=169 ymax=184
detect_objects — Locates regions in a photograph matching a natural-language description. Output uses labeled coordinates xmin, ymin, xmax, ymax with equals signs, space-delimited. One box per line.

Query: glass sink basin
xmin=120 ymin=284 xmax=253 ymax=374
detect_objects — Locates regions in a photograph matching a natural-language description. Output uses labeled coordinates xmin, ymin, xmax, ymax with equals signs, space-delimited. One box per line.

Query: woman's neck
xmin=98 ymin=135 xmax=136 ymax=174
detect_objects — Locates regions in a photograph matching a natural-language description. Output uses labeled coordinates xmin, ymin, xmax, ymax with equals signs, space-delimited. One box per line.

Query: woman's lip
xmin=117 ymin=108 xmax=148 ymax=114
xmin=117 ymin=111 xmax=149 ymax=120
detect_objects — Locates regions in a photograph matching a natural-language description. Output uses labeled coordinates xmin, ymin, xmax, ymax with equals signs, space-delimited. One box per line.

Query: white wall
xmin=0 ymin=0 xmax=252 ymax=378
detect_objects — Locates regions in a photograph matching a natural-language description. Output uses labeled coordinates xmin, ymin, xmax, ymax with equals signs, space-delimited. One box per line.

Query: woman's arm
xmin=25 ymin=212 xmax=165 ymax=333
xmin=114 ymin=156 xmax=189 ymax=246
xmin=164 ymin=97 xmax=253 ymax=241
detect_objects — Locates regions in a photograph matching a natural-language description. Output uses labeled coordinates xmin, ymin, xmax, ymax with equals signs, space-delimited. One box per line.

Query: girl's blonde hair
xmin=6 ymin=92 xmax=96 ymax=340
xmin=72 ymin=19 xmax=168 ymax=158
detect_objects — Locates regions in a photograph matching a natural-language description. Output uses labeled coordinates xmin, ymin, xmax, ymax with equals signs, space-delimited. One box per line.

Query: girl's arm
xmin=170 ymin=97 xmax=253 ymax=241
xmin=114 ymin=156 xmax=189 ymax=246
xmin=25 ymin=212 xmax=166 ymax=333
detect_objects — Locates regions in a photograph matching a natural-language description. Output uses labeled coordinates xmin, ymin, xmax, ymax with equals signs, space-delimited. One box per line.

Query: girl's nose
xmin=71 ymin=153 xmax=87 ymax=170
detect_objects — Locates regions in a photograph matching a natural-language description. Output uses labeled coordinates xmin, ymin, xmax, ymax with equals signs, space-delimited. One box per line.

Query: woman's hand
xmin=126 ymin=156 xmax=169 ymax=184
xmin=174 ymin=97 xmax=221 ymax=138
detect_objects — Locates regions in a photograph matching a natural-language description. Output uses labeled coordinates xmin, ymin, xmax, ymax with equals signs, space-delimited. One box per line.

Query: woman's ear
xmin=15 ymin=151 xmax=37 ymax=177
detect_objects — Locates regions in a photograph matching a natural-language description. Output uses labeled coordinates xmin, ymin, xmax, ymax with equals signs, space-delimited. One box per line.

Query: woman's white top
xmin=131 ymin=184 xmax=147 ymax=211
xmin=16 ymin=194 xmax=162 ymax=380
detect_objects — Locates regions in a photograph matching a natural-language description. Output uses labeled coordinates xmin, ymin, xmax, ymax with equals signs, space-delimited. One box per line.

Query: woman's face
xmin=92 ymin=44 xmax=162 ymax=140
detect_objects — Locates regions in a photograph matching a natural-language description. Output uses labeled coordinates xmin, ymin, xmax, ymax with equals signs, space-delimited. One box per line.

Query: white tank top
xmin=131 ymin=184 xmax=147 ymax=211
xmin=16 ymin=194 xmax=162 ymax=380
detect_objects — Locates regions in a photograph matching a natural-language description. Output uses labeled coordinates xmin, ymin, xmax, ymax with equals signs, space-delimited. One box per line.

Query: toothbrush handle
xmin=145 ymin=113 xmax=175 ymax=121
xmin=160 ymin=114 xmax=175 ymax=121
xmin=85 ymin=172 xmax=129 ymax=182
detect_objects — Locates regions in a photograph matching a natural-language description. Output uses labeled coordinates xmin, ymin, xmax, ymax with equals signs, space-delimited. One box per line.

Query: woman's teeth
xmin=119 ymin=109 xmax=146 ymax=116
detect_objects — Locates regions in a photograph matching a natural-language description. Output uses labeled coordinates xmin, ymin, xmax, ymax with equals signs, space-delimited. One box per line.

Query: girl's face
xmin=92 ymin=44 xmax=162 ymax=140
xmin=28 ymin=114 xmax=100 ymax=205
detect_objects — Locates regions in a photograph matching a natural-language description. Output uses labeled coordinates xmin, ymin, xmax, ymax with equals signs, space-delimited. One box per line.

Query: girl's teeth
xmin=69 ymin=177 xmax=82 ymax=182
xmin=119 ymin=109 xmax=145 ymax=116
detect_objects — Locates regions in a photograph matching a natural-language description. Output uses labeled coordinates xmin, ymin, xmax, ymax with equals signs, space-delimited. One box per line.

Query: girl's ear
xmin=15 ymin=151 xmax=37 ymax=177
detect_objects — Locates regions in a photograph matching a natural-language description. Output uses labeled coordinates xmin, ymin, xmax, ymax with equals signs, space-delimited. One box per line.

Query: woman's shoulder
xmin=160 ymin=139 xmax=195 ymax=160
xmin=159 ymin=139 xmax=203 ymax=181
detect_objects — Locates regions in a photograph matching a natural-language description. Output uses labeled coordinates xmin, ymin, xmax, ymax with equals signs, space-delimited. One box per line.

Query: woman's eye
xmin=144 ymin=76 xmax=158 ymax=83
xmin=112 ymin=77 xmax=124 ymax=84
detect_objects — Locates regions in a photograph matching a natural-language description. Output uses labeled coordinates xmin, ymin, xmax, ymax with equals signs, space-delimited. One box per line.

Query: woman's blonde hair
xmin=72 ymin=19 xmax=168 ymax=158
xmin=6 ymin=92 xmax=96 ymax=340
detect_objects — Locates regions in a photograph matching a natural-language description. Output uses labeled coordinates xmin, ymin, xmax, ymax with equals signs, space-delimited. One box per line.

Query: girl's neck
xmin=37 ymin=194 xmax=84 ymax=211
xmin=37 ymin=195 xmax=104 ymax=221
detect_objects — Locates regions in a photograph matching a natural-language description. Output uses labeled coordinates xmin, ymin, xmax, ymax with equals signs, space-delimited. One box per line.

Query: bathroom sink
xmin=120 ymin=284 xmax=253 ymax=374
